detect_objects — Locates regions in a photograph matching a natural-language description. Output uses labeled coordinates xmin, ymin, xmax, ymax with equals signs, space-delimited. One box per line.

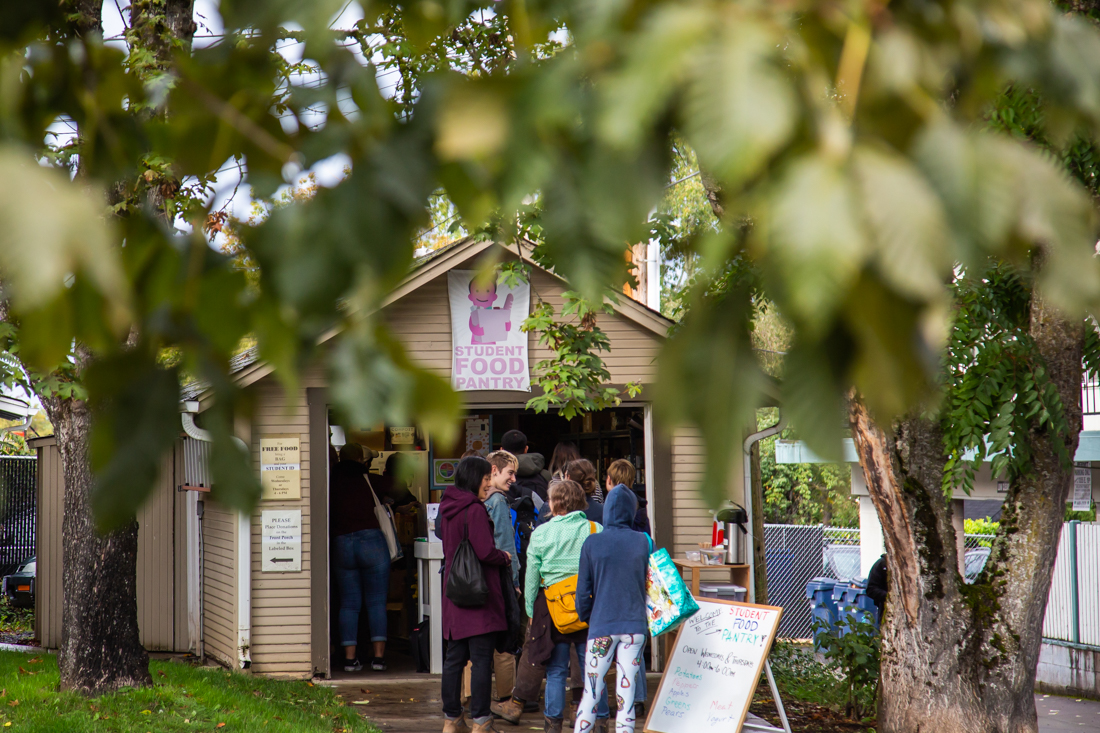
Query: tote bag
xmin=445 ymin=506 xmax=489 ymax=607
xmin=364 ymin=473 xmax=402 ymax=561
xmin=645 ymin=547 xmax=699 ymax=636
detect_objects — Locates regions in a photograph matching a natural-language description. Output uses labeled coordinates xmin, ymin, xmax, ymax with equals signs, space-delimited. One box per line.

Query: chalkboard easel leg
xmin=763 ymin=660 xmax=792 ymax=733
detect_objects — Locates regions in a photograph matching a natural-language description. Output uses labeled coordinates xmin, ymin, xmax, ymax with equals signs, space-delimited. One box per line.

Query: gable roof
xmin=189 ymin=236 xmax=673 ymax=400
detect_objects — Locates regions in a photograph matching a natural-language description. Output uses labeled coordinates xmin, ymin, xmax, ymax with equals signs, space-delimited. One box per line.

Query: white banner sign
xmin=261 ymin=509 xmax=302 ymax=572
xmin=448 ymin=270 xmax=530 ymax=392
xmin=645 ymin=599 xmax=783 ymax=733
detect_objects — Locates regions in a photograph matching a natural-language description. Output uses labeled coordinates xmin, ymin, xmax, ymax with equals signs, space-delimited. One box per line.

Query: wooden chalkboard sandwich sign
xmin=644 ymin=597 xmax=785 ymax=733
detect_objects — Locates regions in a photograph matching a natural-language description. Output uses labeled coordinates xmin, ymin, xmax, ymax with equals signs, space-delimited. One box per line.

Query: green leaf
xmin=88 ymin=351 xmax=182 ymax=530
xmin=758 ymin=155 xmax=867 ymax=336
xmin=683 ymin=14 xmax=796 ymax=190
xmin=0 ymin=147 xmax=130 ymax=359
xmin=852 ymin=146 xmax=952 ymax=301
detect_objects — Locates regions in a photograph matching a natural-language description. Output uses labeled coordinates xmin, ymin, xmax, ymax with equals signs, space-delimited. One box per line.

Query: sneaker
xmin=344 ymin=658 xmax=363 ymax=672
xmin=371 ymin=657 xmax=387 ymax=671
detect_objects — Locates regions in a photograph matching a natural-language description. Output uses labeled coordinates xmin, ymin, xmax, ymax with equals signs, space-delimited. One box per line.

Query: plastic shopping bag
xmin=646 ymin=548 xmax=700 ymax=636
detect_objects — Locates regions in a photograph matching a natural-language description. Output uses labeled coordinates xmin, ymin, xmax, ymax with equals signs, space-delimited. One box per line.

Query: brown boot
xmin=473 ymin=719 xmax=501 ymax=733
xmin=443 ymin=714 xmax=472 ymax=733
xmin=491 ymin=698 xmax=524 ymax=725
xmin=544 ymin=717 xmax=563 ymax=733
xmin=592 ymin=718 xmax=608 ymax=733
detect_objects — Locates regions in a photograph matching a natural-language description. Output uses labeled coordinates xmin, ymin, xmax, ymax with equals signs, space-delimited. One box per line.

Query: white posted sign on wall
xmin=1073 ymin=468 xmax=1093 ymax=511
xmin=261 ymin=509 xmax=302 ymax=572
xmin=645 ymin=599 xmax=783 ymax=733
xmin=260 ymin=435 xmax=302 ymax=500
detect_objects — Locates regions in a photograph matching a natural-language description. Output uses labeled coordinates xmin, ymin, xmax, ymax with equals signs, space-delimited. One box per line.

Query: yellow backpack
xmin=544 ymin=522 xmax=597 ymax=634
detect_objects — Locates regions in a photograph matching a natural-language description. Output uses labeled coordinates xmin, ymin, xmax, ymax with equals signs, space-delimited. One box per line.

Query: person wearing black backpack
xmin=440 ymin=456 xmax=513 ymax=733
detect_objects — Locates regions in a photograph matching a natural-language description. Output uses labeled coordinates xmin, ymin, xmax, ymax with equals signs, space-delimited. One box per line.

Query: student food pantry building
xmin=33 ymin=238 xmax=737 ymax=679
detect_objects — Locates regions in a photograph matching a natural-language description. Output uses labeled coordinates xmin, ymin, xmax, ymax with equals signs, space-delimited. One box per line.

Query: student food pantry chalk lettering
xmin=645 ymin=599 xmax=782 ymax=733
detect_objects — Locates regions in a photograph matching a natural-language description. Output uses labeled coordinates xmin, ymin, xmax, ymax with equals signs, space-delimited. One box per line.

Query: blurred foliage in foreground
xmin=3 ymin=0 xmax=1100 ymax=520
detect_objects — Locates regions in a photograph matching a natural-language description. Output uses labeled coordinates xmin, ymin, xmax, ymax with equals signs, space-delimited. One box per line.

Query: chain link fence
xmin=0 ymin=456 xmax=36 ymax=577
xmin=763 ymin=524 xmax=1001 ymax=638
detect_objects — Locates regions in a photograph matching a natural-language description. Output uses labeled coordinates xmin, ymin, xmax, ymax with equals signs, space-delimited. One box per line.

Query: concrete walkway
xmin=1036 ymin=693 xmax=1100 ymax=731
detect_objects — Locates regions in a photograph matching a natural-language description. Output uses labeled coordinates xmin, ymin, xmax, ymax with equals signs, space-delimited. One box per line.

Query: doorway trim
xmin=307 ymin=388 xmax=331 ymax=679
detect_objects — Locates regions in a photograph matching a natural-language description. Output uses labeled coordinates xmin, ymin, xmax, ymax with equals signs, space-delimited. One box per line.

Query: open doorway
xmin=324 ymin=404 xmax=649 ymax=680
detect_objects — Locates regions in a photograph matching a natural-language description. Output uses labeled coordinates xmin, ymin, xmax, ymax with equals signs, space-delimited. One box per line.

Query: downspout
xmin=181 ymin=401 xmax=252 ymax=670
xmin=743 ymin=411 xmax=785 ymax=604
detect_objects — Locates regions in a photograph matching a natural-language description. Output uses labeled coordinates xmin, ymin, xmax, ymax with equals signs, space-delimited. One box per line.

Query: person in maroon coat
xmin=440 ymin=456 xmax=512 ymax=733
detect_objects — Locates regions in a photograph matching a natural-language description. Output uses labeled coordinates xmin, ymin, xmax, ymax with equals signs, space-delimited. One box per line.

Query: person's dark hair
xmin=455 ymin=456 xmax=492 ymax=494
xmin=384 ymin=453 xmax=401 ymax=476
xmin=501 ymin=429 xmax=528 ymax=455
xmin=565 ymin=458 xmax=599 ymax=496
xmin=549 ymin=441 xmax=581 ymax=475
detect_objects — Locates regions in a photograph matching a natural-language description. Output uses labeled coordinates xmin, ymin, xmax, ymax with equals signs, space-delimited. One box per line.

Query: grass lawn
xmin=0 ymin=651 xmax=378 ymax=733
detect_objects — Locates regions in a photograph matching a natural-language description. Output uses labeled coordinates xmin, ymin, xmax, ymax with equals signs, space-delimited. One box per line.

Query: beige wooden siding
xmin=35 ymin=439 xmax=192 ymax=652
xmin=249 ymin=378 xmax=314 ymax=679
xmin=174 ymin=441 xmax=193 ymax=652
xmin=383 ymin=263 xmax=661 ymax=385
xmin=136 ymin=452 xmax=177 ymax=650
xmin=34 ymin=438 xmax=63 ymax=649
xmin=671 ymin=426 xmax=746 ymax=556
xmin=202 ymin=497 xmax=238 ymax=669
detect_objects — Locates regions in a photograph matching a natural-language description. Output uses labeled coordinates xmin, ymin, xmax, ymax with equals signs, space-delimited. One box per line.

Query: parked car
xmin=963 ymin=547 xmax=991 ymax=584
xmin=824 ymin=544 xmax=862 ymax=581
xmin=2 ymin=556 xmax=34 ymax=608
xmin=0 ymin=506 xmax=35 ymax=576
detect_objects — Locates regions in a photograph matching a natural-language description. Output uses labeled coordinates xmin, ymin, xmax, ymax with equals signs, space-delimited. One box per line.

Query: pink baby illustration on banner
xmin=448 ymin=269 xmax=531 ymax=392
xmin=468 ymin=276 xmax=514 ymax=345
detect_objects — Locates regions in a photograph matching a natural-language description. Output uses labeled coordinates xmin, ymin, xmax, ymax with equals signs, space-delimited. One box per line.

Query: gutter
xmin=742 ymin=411 xmax=786 ymax=604
xmin=181 ymin=401 xmax=252 ymax=670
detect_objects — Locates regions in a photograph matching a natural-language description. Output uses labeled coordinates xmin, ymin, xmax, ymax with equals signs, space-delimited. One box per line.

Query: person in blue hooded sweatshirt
xmin=573 ymin=485 xmax=651 ymax=733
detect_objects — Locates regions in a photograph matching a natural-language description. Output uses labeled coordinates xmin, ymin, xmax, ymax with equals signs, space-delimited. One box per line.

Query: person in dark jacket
xmin=440 ymin=456 xmax=513 ymax=733
xmin=331 ymin=442 xmax=392 ymax=672
xmin=575 ymin=485 xmax=651 ymax=733
xmin=866 ymin=553 xmax=888 ymax=620
xmin=503 ymin=430 xmax=550 ymax=501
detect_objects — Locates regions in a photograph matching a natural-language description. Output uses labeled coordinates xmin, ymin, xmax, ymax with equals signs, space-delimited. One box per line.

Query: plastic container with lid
xmin=698 ymin=583 xmax=747 ymax=602
xmin=699 ymin=547 xmax=725 ymax=565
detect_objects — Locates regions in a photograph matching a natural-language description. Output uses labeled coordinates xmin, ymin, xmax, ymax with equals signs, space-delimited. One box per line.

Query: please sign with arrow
xmin=262 ymin=509 xmax=302 ymax=572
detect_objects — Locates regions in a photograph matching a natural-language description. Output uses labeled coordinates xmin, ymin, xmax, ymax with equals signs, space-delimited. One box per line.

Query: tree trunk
xmin=43 ymin=394 xmax=151 ymax=695
xmin=849 ymin=291 xmax=1081 ymax=733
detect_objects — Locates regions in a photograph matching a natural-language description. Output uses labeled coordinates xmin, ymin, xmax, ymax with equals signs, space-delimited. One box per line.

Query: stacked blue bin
xmin=832 ymin=580 xmax=879 ymax=635
xmin=805 ymin=577 xmax=838 ymax=648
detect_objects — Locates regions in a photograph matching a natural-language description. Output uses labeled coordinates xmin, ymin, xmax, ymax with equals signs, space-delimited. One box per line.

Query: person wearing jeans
xmin=334 ymin=528 xmax=392 ymax=669
xmin=330 ymin=441 xmax=393 ymax=672
xmin=546 ymin=639 xmax=610 ymax=726
xmin=525 ymin=480 xmax=609 ymax=733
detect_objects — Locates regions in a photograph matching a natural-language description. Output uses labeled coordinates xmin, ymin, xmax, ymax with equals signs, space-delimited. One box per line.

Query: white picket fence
xmin=1042 ymin=522 xmax=1100 ymax=647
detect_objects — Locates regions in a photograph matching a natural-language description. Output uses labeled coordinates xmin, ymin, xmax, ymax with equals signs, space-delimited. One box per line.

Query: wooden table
xmin=671 ymin=558 xmax=751 ymax=597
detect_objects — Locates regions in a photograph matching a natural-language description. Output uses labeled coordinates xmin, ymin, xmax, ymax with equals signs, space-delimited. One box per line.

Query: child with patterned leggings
xmin=574 ymin=482 xmax=652 ymax=733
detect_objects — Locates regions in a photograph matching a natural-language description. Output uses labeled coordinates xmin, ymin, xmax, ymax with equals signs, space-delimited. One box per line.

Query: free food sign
xmin=448 ymin=270 xmax=530 ymax=392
